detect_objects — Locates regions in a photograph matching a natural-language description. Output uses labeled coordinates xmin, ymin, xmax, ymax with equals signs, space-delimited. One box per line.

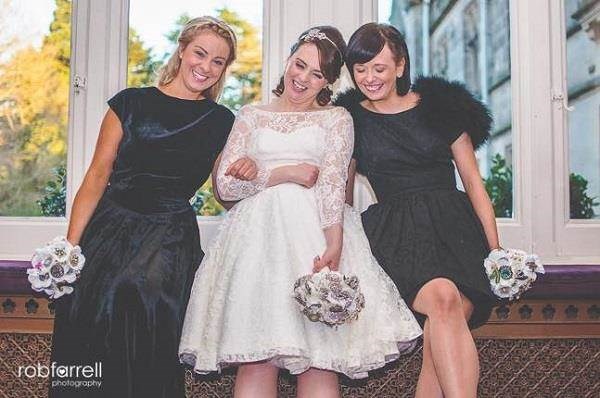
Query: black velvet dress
xmin=337 ymin=76 xmax=497 ymax=329
xmin=49 ymin=87 xmax=234 ymax=397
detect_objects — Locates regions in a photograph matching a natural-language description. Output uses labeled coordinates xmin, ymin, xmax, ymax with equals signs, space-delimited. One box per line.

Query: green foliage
xmin=0 ymin=0 xmax=156 ymax=216
xmin=0 ymin=0 xmax=71 ymax=216
xmin=164 ymin=13 xmax=192 ymax=50
xmin=569 ymin=173 xmax=599 ymax=219
xmin=484 ymin=153 xmax=513 ymax=218
xmin=127 ymin=28 xmax=160 ymax=87
xmin=217 ymin=8 xmax=262 ymax=110
xmin=37 ymin=165 xmax=66 ymax=217
xmin=0 ymin=4 xmax=260 ymax=216
xmin=191 ymin=179 xmax=225 ymax=216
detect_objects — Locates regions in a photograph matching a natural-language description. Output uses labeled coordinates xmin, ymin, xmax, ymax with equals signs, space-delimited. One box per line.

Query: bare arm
xmin=452 ymin=133 xmax=500 ymax=250
xmin=66 ymin=109 xmax=123 ymax=245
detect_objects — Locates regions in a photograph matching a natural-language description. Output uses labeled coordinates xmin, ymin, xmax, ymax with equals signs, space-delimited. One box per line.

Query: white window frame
xmin=1 ymin=0 xmax=599 ymax=264
xmin=0 ymin=0 xmax=128 ymax=259
xmin=548 ymin=0 xmax=600 ymax=262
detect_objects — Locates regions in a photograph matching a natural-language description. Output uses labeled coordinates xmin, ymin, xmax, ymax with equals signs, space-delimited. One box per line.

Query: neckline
xmin=151 ymin=86 xmax=209 ymax=103
xmin=251 ymin=104 xmax=336 ymax=114
xmin=358 ymin=101 xmax=419 ymax=116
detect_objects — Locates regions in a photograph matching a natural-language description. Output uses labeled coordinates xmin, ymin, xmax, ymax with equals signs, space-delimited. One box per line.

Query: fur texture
xmin=333 ymin=76 xmax=492 ymax=149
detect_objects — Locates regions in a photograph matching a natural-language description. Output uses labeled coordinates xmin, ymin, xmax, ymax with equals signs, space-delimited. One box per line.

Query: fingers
xmin=236 ymin=160 xmax=253 ymax=177
xmin=328 ymin=261 xmax=339 ymax=271
xmin=224 ymin=160 xmax=241 ymax=176
xmin=312 ymin=255 xmax=324 ymax=273
xmin=225 ymin=158 xmax=258 ymax=180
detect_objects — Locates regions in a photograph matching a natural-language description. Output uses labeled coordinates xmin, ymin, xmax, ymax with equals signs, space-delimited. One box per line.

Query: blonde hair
xmin=157 ymin=16 xmax=237 ymax=102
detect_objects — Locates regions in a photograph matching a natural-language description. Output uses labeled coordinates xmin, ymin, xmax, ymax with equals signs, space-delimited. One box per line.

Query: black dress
xmin=336 ymin=76 xmax=497 ymax=328
xmin=49 ymin=87 xmax=234 ymax=397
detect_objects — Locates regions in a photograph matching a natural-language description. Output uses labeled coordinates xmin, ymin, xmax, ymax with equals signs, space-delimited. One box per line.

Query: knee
xmin=419 ymin=279 xmax=464 ymax=320
xmin=237 ymin=362 xmax=278 ymax=379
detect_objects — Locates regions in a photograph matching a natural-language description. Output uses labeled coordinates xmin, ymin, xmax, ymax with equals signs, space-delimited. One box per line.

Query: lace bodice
xmin=216 ymin=105 xmax=354 ymax=228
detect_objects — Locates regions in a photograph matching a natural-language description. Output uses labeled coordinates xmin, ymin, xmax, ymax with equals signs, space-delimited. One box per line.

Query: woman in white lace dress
xmin=179 ymin=26 xmax=421 ymax=398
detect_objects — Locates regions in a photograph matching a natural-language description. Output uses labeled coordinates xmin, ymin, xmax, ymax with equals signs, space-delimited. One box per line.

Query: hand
xmin=65 ymin=234 xmax=79 ymax=247
xmin=225 ymin=157 xmax=258 ymax=181
xmin=313 ymin=244 xmax=342 ymax=272
xmin=290 ymin=163 xmax=319 ymax=188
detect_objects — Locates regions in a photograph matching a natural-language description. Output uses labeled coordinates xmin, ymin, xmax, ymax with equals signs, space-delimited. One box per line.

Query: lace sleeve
xmin=216 ymin=106 xmax=271 ymax=201
xmin=315 ymin=108 xmax=354 ymax=228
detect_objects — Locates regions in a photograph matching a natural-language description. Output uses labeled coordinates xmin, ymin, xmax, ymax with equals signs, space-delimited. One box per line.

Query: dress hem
xmin=180 ymin=334 xmax=421 ymax=380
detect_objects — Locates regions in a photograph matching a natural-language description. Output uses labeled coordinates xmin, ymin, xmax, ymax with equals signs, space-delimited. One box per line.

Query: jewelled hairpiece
xmin=300 ymin=28 xmax=343 ymax=59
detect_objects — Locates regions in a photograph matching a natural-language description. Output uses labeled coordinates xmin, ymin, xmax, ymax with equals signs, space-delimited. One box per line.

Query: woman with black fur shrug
xmin=337 ymin=23 xmax=501 ymax=398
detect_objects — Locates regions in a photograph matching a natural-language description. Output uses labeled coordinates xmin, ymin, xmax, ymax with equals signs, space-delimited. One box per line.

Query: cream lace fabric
xmin=216 ymin=105 xmax=354 ymax=228
xmin=180 ymin=105 xmax=422 ymax=379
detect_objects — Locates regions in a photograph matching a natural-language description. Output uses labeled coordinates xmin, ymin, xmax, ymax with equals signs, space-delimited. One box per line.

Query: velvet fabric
xmin=49 ymin=87 xmax=234 ymax=397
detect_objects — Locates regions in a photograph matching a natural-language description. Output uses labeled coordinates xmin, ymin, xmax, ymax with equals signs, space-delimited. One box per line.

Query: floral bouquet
xmin=27 ymin=236 xmax=85 ymax=299
xmin=293 ymin=267 xmax=365 ymax=327
xmin=484 ymin=248 xmax=544 ymax=301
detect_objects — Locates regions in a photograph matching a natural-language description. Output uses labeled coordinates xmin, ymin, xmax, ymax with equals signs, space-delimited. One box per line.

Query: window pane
xmin=0 ymin=0 xmax=71 ymax=216
xmin=127 ymin=0 xmax=263 ymax=216
xmin=565 ymin=0 xmax=600 ymax=220
xmin=380 ymin=0 xmax=514 ymax=218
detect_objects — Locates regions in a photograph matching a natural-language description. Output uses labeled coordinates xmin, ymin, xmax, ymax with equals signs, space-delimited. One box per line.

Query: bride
xmin=179 ymin=26 xmax=421 ymax=398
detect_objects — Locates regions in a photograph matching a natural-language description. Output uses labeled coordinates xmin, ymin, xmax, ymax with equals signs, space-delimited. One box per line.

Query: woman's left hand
xmin=313 ymin=244 xmax=342 ymax=272
xmin=225 ymin=156 xmax=258 ymax=181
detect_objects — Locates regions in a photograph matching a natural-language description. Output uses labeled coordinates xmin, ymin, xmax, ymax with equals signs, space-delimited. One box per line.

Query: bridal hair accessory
xmin=484 ymin=248 xmax=544 ymax=301
xmin=293 ymin=267 xmax=365 ymax=327
xmin=27 ymin=236 xmax=86 ymax=299
xmin=301 ymin=29 xmax=343 ymax=59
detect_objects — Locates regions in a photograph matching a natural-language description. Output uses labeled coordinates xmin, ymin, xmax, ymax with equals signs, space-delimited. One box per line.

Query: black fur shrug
xmin=334 ymin=76 xmax=492 ymax=149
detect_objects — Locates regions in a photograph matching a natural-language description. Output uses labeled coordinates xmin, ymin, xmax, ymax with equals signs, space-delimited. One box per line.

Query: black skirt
xmin=49 ymin=196 xmax=202 ymax=397
xmin=361 ymin=189 xmax=496 ymax=329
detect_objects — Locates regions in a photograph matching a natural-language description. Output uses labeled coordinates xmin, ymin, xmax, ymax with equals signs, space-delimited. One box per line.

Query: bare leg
xmin=415 ymin=320 xmax=443 ymax=398
xmin=297 ymin=368 xmax=340 ymax=398
xmin=415 ymin=295 xmax=474 ymax=398
xmin=412 ymin=278 xmax=479 ymax=398
xmin=234 ymin=362 xmax=278 ymax=398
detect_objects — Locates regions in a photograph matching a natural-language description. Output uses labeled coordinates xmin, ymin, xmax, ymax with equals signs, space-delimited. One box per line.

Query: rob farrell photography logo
xmin=17 ymin=361 xmax=102 ymax=389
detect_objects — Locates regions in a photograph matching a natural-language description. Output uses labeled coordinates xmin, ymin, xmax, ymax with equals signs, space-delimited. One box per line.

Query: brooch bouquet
xmin=27 ymin=236 xmax=86 ymax=299
xmin=484 ymin=248 xmax=544 ymax=301
xmin=293 ymin=267 xmax=365 ymax=327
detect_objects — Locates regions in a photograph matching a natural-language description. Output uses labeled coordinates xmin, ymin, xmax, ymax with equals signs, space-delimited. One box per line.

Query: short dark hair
xmin=346 ymin=23 xmax=411 ymax=95
xmin=272 ymin=26 xmax=347 ymax=106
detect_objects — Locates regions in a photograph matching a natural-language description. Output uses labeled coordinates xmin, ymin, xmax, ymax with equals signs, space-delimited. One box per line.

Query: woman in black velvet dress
xmin=337 ymin=23 xmax=501 ymax=398
xmin=48 ymin=17 xmax=253 ymax=397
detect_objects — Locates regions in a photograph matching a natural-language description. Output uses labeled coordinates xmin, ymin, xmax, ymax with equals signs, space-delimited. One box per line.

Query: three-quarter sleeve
xmin=215 ymin=106 xmax=271 ymax=201
xmin=315 ymin=108 xmax=354 ymax=228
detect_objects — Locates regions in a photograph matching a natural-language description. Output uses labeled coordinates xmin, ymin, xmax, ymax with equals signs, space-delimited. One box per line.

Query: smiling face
xmin=352 ymin=44 xmax=405 ymax=101
xmin=281 ymin=43 xmax=328 ymax=106
xmin=176 ymin=30 xmax=230 ymax=97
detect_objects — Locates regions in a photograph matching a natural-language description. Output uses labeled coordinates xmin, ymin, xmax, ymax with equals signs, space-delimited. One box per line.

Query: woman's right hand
xmin=289 ymin=163 xmax=320 ymax=188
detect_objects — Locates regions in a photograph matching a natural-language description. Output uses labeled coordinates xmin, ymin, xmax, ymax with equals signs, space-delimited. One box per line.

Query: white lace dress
xmin=178 ymin=105 xmax=422 ymax=379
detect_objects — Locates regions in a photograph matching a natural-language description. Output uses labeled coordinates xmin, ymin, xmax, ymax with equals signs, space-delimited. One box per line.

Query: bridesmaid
xmin=49 ymin=16 xmax=251 ymax=397
xmin=337 ymin=23 xmax=500 ymax=398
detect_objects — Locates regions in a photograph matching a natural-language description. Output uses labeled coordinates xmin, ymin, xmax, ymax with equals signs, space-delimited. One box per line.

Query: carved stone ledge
xmin=0 ymin=295 xmax=54 ymax=334
xmin=473 ymin=299 xmax=600 ymax=339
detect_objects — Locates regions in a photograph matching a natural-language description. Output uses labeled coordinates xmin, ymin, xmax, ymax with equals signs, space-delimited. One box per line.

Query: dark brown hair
xmin=272 ymin=26 xmax=347 ymax=106
xmin=346 ymin=23 xmax=411 ymax=95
